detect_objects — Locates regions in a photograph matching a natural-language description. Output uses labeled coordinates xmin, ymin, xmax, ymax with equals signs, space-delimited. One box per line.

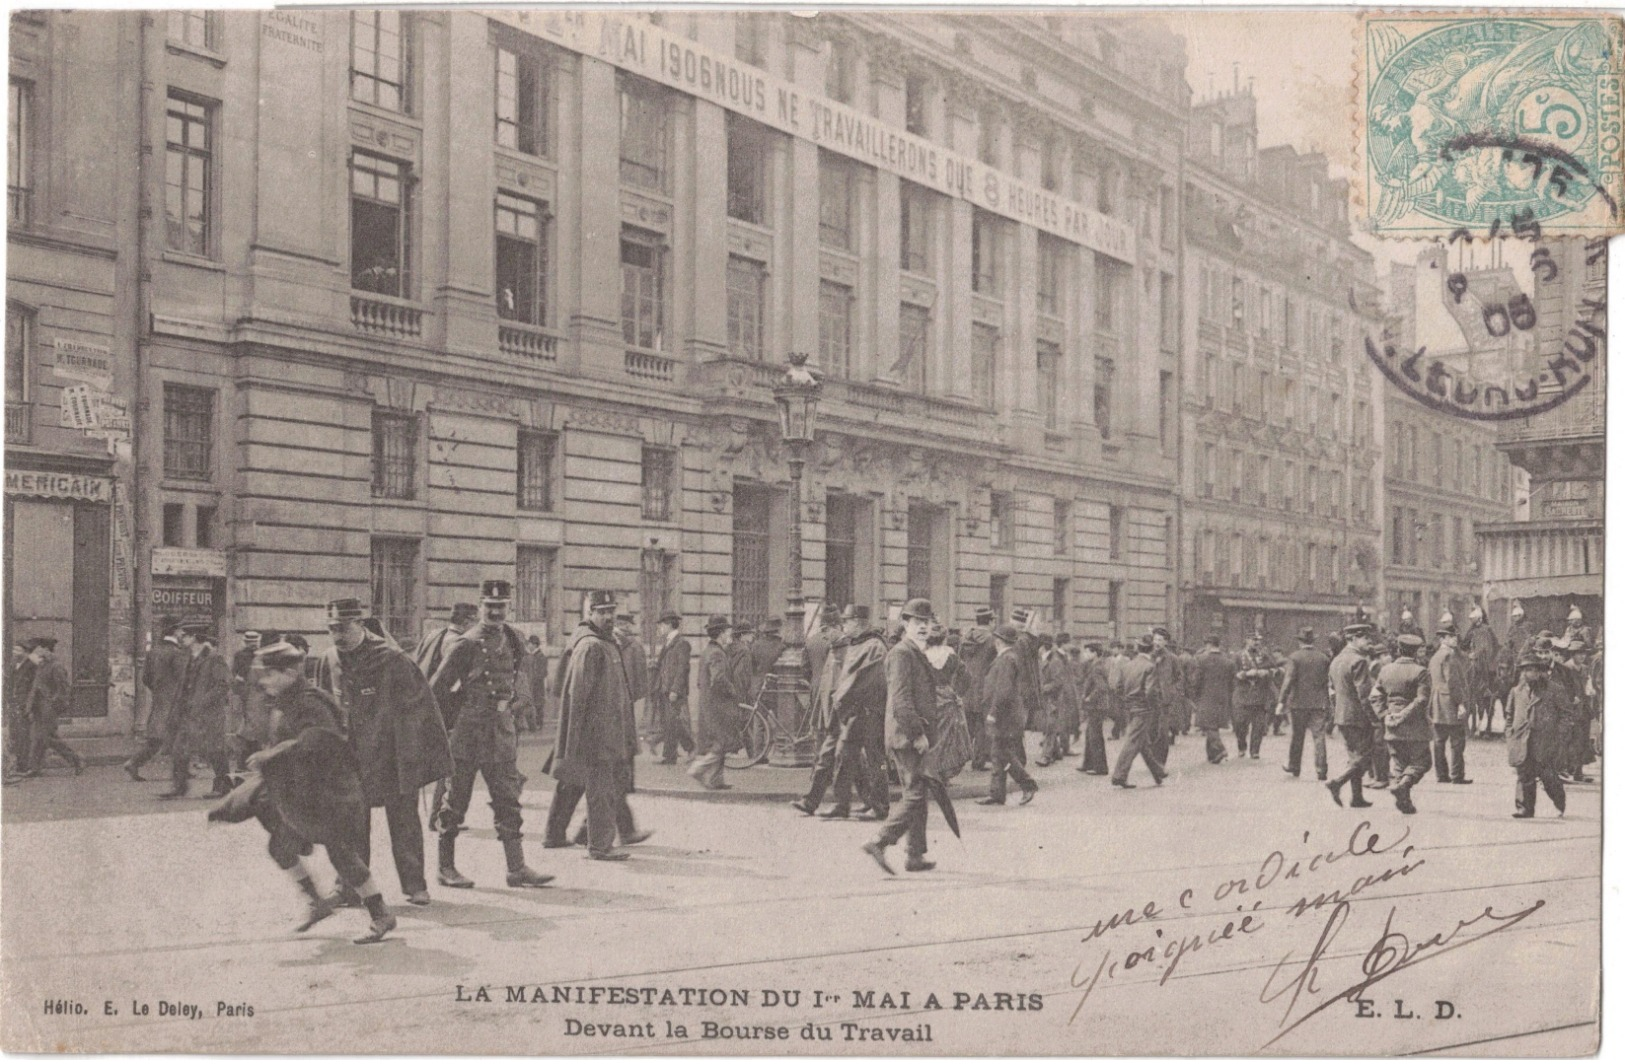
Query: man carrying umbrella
xmin=861 ymin=598 xmax=943 ymax=875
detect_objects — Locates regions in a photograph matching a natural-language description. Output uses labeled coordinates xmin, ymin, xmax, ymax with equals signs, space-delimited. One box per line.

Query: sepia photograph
xmin=0 ymin=3 xmax=1611 ymax=1055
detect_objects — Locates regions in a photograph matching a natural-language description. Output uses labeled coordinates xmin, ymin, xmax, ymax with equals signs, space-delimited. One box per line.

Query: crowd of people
xmin=1 ymin=585 xmax=1601 ymax=938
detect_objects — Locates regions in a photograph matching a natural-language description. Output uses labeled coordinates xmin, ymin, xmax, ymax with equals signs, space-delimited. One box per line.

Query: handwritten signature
xmin=1258 ymin=897 xmax=1546 ymax=1050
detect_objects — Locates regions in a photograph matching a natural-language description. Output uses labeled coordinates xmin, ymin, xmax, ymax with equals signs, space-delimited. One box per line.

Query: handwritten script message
xmin=1065 ymin=822 xmax=1545 ymax=1050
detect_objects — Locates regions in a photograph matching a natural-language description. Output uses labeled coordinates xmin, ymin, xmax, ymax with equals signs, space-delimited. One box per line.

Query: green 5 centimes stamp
xmin=1358 ymin=13 xmax=1625 ymax=235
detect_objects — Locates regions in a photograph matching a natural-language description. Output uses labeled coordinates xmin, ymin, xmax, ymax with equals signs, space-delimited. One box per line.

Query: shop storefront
xmin=3 ymin=466 xmax=113 ymax=717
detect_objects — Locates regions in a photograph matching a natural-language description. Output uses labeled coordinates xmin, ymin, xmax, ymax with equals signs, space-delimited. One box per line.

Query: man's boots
xmin=503 ymin=839 xmax=555 ymax=888
xmin=437 ymin=835 xmax=474 ymax=889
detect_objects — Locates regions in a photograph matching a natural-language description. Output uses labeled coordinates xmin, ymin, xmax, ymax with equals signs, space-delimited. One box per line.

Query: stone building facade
xmin=1177 ymin=86 xmax=1385 ymax=648
xmin=1476 ymin=238 xmax=1606 ymax=633
xmin=1383 ymin=252 xmax=1522 ymax=632
xmin=96 ymin=8 xmax=1190 ymax=679
xmin=6 ymin=12 xmax=140 ymax=728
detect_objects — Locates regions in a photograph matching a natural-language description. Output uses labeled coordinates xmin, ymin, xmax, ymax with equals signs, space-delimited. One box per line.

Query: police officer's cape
xmin=549 ymin=622 xmax=636 ymax=788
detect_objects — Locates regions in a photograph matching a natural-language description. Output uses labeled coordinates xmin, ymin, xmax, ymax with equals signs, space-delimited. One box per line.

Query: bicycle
xmin=725 ymin=663 xmax=819 ymax=769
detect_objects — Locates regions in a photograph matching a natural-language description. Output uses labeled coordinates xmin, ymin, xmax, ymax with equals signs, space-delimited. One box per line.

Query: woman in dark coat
xmin=212 ymin=642 xmax=396 ymax=944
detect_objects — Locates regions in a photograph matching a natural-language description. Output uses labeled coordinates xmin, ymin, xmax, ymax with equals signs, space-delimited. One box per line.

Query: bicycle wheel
xmin=725 ymin=708 xmax=771 ymax=769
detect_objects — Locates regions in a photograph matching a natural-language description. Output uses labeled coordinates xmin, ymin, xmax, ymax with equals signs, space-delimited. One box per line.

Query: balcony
xmin=498 ymin=322 xmax=561 ymax=362
xmin=624 ymin=349 xmax=676 ymax=382
xmin=350 ymin=294 xmax=423 ymax=338
xmin=5 ymin=401 xmax=31 ymax=444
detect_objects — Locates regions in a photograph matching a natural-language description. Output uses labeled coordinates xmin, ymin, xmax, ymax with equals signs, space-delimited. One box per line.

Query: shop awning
xmin=1216 ymin=597 xmax=1355 ymax=615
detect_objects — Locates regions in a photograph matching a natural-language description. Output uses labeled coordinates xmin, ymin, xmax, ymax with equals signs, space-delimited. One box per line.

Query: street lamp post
xmin=768 ymin=352 xmax=822 ymax=766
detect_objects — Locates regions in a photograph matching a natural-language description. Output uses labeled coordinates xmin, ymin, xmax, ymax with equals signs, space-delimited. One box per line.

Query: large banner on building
xmin=486 ymin=9 xmax=1138 ymax=263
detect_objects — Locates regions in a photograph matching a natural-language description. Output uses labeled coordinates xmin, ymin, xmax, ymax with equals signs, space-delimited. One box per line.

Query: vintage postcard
xmin=1 ymin=4 xmax=1609 ymax=1056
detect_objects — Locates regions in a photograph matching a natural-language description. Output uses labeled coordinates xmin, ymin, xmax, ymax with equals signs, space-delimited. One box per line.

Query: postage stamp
xmin=1356 ymin=12 xmax=1625 ymax=235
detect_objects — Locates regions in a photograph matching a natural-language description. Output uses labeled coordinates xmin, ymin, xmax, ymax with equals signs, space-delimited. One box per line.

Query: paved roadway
xmin=1 ymin=731 xmax=1600 ymax=1055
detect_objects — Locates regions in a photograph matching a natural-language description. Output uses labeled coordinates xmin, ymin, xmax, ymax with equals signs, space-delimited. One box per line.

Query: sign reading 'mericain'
xmin=488 ymin=10 xmax=1139 ymax=263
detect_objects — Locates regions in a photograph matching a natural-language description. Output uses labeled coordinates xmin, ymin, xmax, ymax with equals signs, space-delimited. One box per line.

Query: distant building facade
xmin=5 ymin=9 xmax=1195 ymax=745
xmin=1382 ymin=252 xmax=1522 ymax=631
xmin=6 ymin=13 xmax=139 ymax=727
xmin=1177 ymin=85 xmax=1384 ymax=648
xmin=1477 ymin=238 xmax=1606 ymax=633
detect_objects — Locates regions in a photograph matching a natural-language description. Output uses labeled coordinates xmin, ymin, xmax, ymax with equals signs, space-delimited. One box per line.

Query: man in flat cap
xmin=1427 ymin=616 xmax=1473 ymax=786
xmin=1326 ymin=622 xmax=1380 ymax=808
xmin=318 ymin=598 xmax=454 ymax=905
xmin=430 ymin=581 xmax=553 ymax=887
xmin=221 ymin=640 xmax=396 ymax=944
xmin=551 ymin=591 xmax=642 ymax=859
xmin=1277 ymin=627 xmax=1332 ymax=781
xmin=18 ymin=636 xmax=83 ymax=777
xmin=650 ymin=611 xmax=694 ymax=764
xmin=1370 ymin=632 xmax=1432 ymax=815
xmin=160 ymin=622 xmax=232 ymax=797
xmin=126 ymin=617 xmax=187 ymax=781
xmin=862 ymin=599 xmax=941 ymax=874
xmin=689 ymin=615 xmax=739 ymax=791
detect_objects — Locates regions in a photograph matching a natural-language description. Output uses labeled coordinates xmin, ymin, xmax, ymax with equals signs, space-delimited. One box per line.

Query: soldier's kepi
xmin=427 ymin=578 xmax=555 ymax=890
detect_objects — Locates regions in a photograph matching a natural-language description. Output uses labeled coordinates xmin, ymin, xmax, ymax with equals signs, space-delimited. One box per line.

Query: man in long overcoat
xmin=414 ymin=602 xmax=478 ymax=679
xmin=219 ymin=641 xmax=396 ymax=944
xmin=1187 ymin=634 xmax=1234 ymax=765
xmin=614 ymin=612 xmax=651 ymax=749
xmin=1277 ymin=627 xmax=1332 ymax=780
xmin=650 ymin=611 xmax=694 ymax=764
xmin=861 ymin=599 xmax=942 ymax=875
xmin=978 ymin=623 xmax=1039 ymax=805
xmin=1110 ymin=634 xmax=1168 ymax=788
xmin=552 ymin=590 xmax=639 ymax=859
xmin=793 ymin=606 xmax=864 ymax=815
xmin=161 ymin=622 xmax=232 ymax=798
xmin=1326 ymin=622 xmax=1380 ymax=808
xmin=959 ymin=607 xmax=998 ymax=770
xmin=827 ymin=611 xmax=891 ymax=819
xmin=20 ymin=637 xmax=83 ymax=777
xmin=1074 ymin=639 xmax=1113 ymax=775
xmin=1505 ymin=654 xmax=1568 ymax=818
xmin=126 ymin=617 xmax=187 ymax=781
xmin=430 ymin=582 xmax=555 ymax=887
xmin=689 ymin=615 xmax=738 ymax=790
xmin=318 ymin=598 xmax=452 ymax=905
xmin=1428 ymin=620 xmax=1473 ymax=785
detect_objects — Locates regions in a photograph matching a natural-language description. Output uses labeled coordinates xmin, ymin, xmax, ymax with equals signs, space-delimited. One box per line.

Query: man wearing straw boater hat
xmin=429 ymin=580 xmax=554 ymax=888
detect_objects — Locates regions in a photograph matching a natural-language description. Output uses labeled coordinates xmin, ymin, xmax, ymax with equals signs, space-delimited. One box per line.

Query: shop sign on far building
xmin=51 ymin=337 xmax=115 ymax=390
xmin=150 ymin=546 xmax=229 ymax=578
xmin=58 ymin=383 xmax=98 ymax=431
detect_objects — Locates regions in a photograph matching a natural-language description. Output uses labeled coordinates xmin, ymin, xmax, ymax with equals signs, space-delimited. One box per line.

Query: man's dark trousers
xmin=1388 ymin=740 xmax=1432 ymax=796
xmin=988 ymin=733 xmax=1036 ymax=801
xmin=1330 ymin=723 xmax=1377 ymax=802
xmin=1431 ymin=723 xmax=1468 ymax=783
xmin=364 ymin=792 xmax=427 ymax=894
xmin=874 ymin=749 xmax=928 ymax=858
xmin=1286 ymin=707 xmax=1330 ymax=778
xmin=1233 ymin=705 xmax=1268 ymax=757
xmin=1111 ymin=711 xmax=1166 ymax=784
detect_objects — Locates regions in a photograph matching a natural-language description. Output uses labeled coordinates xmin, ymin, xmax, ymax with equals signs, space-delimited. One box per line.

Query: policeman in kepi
xmin=429 ymin=579 xmax=554 ymax=890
